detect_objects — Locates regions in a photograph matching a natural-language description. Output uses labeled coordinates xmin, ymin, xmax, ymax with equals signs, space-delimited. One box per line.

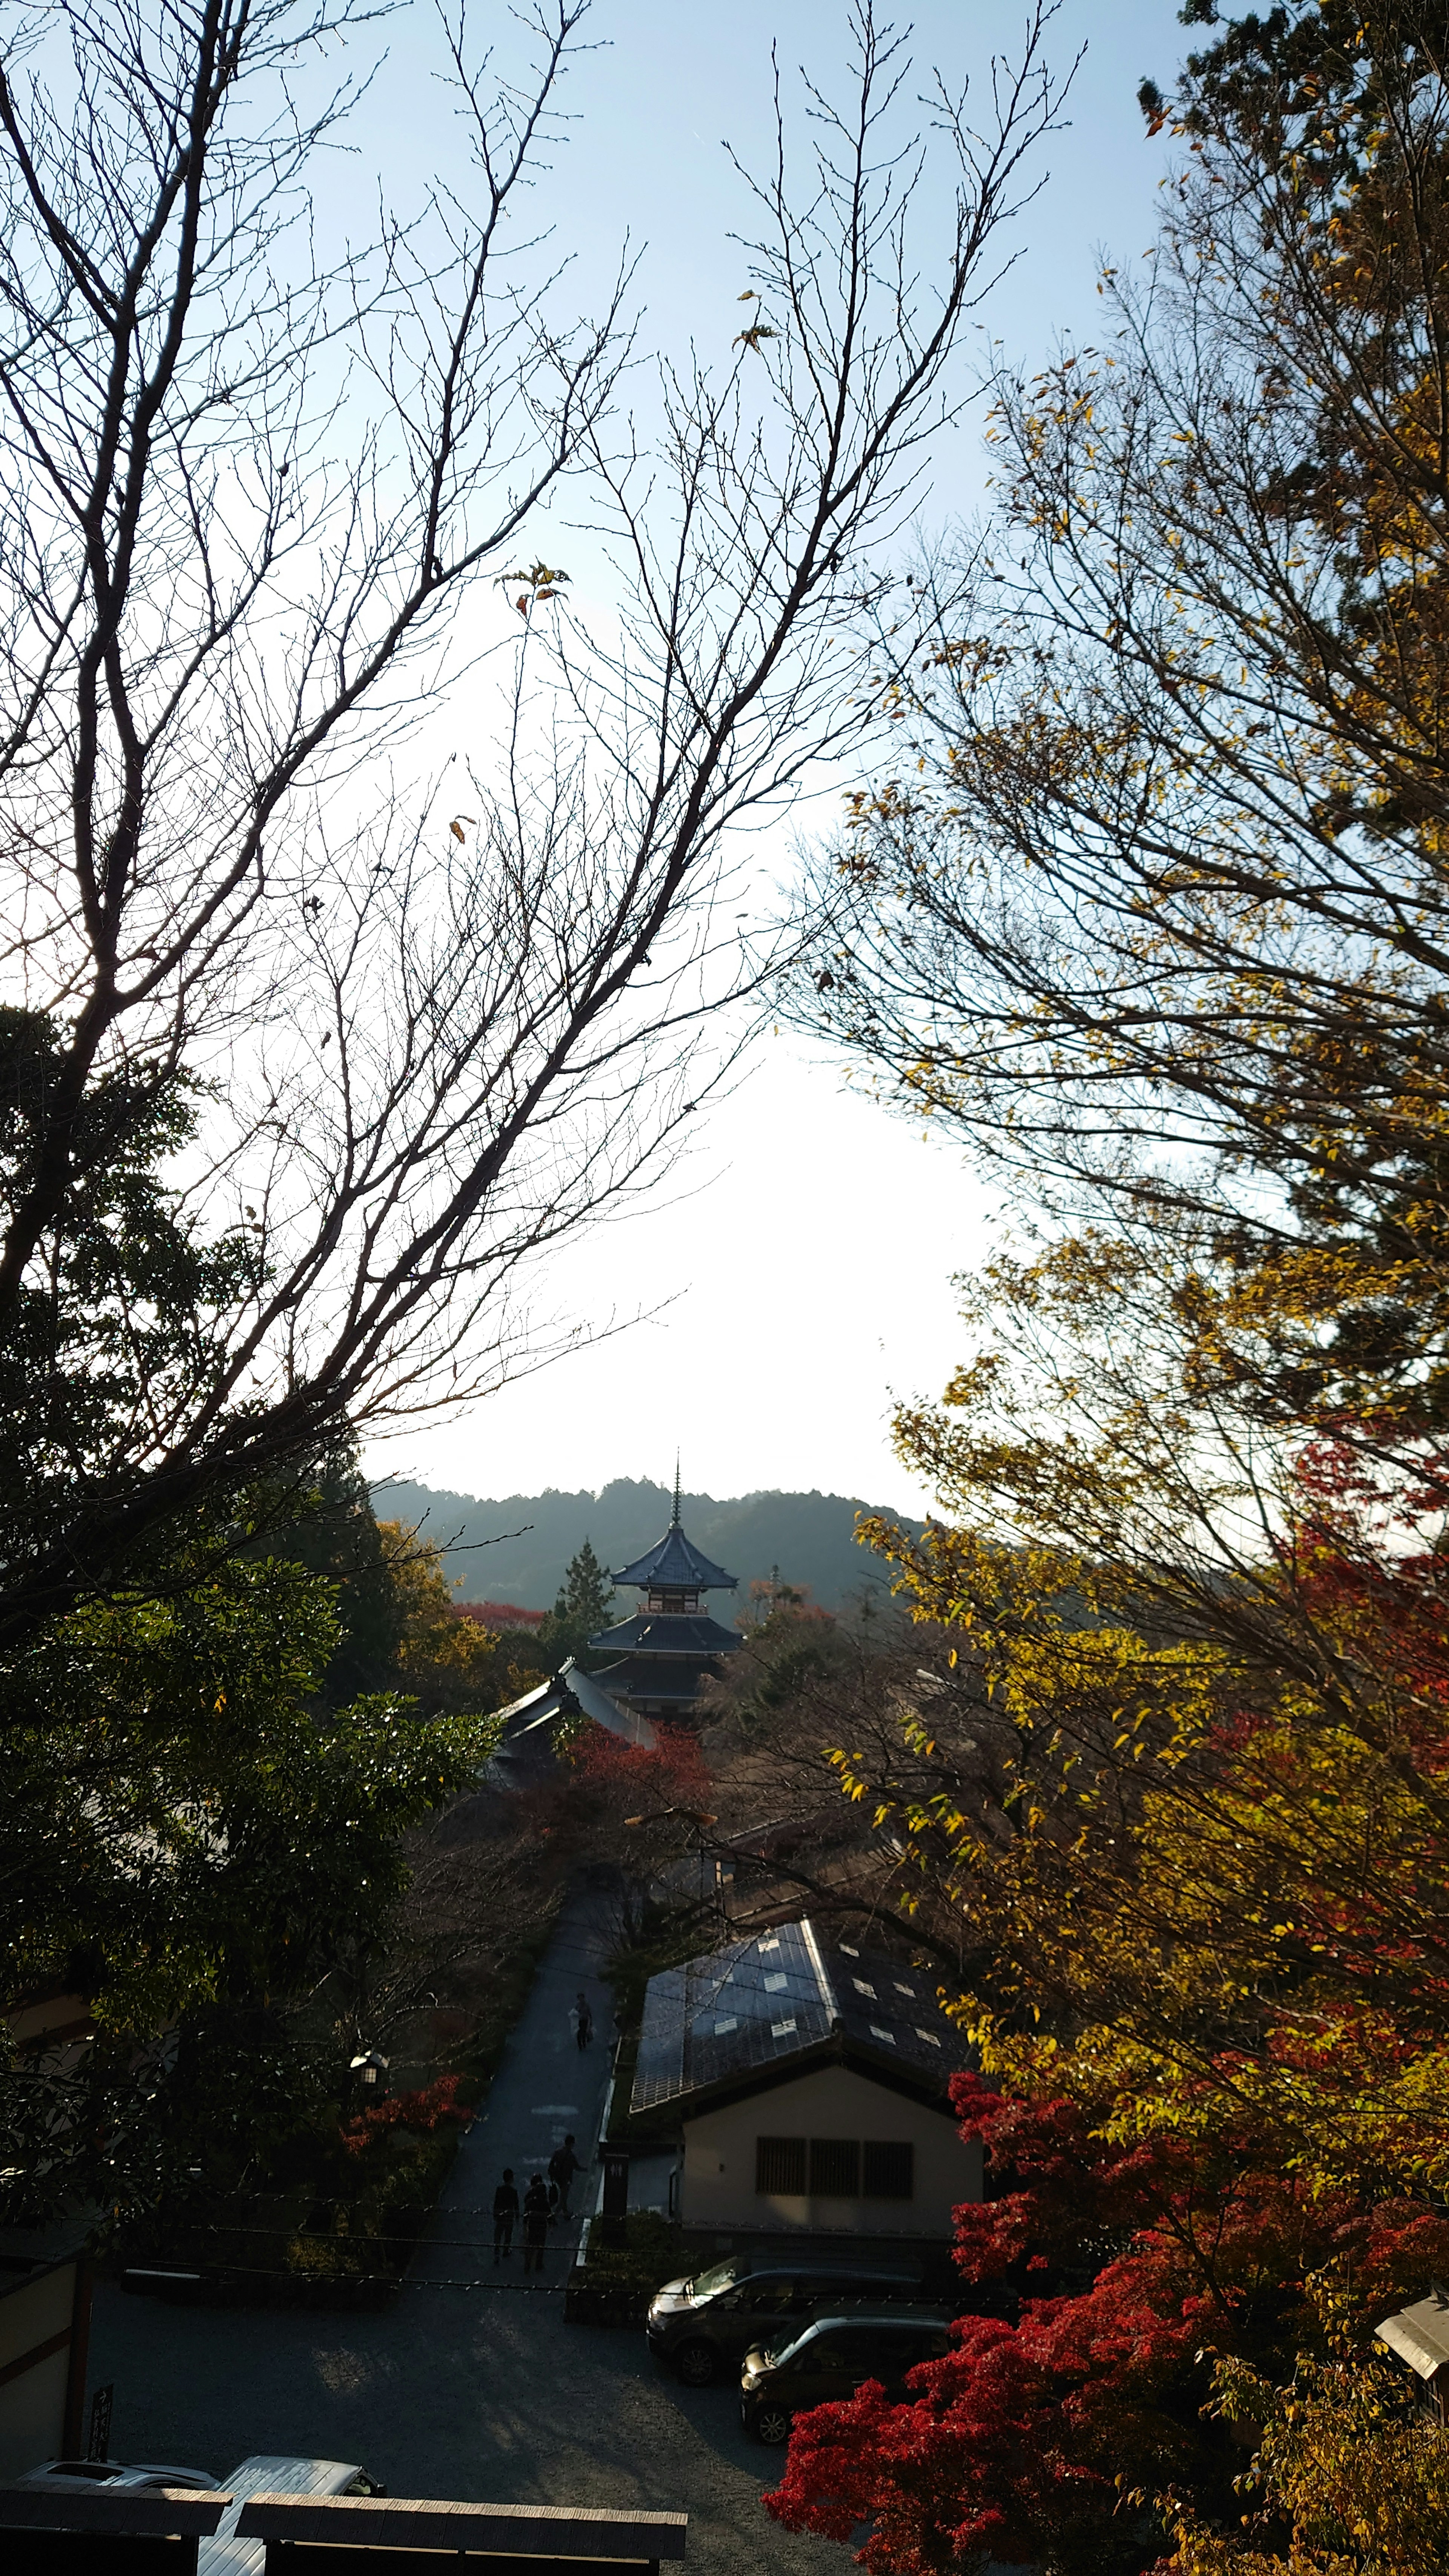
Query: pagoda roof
xmin=588 ymin=1611 xmax=741 ymax=1658
xmin=594 ymin=1654 xmax=728 ymax=1703
xmin=611 ymin=1520 xmax=737 ymax=1592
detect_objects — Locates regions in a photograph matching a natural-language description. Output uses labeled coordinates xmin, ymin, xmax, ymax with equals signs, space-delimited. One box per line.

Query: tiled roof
xmin=486 ymin=1659 xmax=657 ymax=1757
xmin=1377 ymin=2288 xmax=1449 ymax=2379
xmin=594 ymin=1654 xmax=729 ymax=1702
xmin=630 ymin=1916 xmax=962 ymax=2114
xmin=588 ymin=1611 xmax=741 ymax=1656
xmin=611 ymin=1521 xmax=738 ymax=1591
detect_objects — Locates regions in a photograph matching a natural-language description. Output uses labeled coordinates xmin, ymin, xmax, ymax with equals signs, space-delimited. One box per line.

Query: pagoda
xmin=588 ymin=1472 xmax=741 ymax=1722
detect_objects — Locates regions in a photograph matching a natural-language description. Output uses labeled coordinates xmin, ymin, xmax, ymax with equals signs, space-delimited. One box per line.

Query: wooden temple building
xmin=588 ymin=1481 xmax=741 ymax=1722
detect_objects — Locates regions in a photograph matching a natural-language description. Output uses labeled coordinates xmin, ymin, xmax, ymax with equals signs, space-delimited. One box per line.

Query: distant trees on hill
xmin=374 ymin=1476 xmax=925 ymax=1616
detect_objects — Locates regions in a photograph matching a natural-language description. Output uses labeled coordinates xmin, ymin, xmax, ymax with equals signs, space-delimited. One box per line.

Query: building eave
xmin=657 ymin=2035 xmax=957 ymax=2123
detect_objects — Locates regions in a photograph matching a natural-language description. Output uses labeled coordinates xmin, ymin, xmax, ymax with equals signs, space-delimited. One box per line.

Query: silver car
xmin=15 ymin=2458 xmax=221 ymax=2495
xmin=200 ymin=2454 xmax=386 ymax=2576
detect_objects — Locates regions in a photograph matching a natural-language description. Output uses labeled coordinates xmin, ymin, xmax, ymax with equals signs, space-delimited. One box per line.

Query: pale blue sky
xmin=357 ymin=0 xmax=1192 ymax=1517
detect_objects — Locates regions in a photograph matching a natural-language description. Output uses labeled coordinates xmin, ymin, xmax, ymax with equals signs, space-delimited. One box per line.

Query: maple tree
xmin=375 ymin=1519 xmax=507 ymax=1713
xmin=770 ymin=13 xmax=1449 ymax=2561
xmin=565 ymin=1720 xmax=711 ymax=1832
xmin=770 ymin=2074 xmax=1449 ymax=2573
xmin=761 ymin=1263 xmax=1449 ymax=2565
xmin=339 ymin=2070 xmax=475 ymax=2158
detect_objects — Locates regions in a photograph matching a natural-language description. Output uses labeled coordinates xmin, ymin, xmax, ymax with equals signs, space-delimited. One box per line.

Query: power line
xmin=154 ymin=2219 xmax=600 ymax=2242
xmin=121 ymin=2266 xmax=588 ymax=2295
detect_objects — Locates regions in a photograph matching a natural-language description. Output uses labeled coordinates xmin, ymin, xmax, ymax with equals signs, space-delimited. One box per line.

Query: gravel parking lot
xmin=88 ymin=1900 xmax=849 ymax=2576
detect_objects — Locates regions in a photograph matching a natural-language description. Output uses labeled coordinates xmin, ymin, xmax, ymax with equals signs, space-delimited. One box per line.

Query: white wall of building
xmin=680 ymin=2062 xmax=982 ymax=2237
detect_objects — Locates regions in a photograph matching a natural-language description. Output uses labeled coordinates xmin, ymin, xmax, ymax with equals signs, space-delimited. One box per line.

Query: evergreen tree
xmin=2 ymin=1549 xmax=497 ymax=2224
xmin=251 ymin=1449 xmax=403 ymax=1704
xmin=541 ymin=1540 xmax=615 ymax=1669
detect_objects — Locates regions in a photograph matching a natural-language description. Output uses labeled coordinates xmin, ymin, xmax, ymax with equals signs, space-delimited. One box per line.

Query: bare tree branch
xmin=0 ymin=0 xmax=1068 ymax=1649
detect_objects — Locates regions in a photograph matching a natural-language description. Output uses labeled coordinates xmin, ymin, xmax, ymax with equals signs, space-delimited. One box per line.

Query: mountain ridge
xmin=369 ymin=1473 xmax=926 ymax=1616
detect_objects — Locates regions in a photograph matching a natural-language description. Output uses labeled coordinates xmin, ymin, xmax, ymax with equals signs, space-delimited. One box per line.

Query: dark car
xmin=646 ymin=2255 xmax=925 ymax=2387
xmin=740 ymin=2309 xmax=953 ymax=2443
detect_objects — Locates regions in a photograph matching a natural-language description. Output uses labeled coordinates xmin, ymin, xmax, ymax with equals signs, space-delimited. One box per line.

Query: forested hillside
xmin=370 ymin=1476 xmax=923 ymax=1615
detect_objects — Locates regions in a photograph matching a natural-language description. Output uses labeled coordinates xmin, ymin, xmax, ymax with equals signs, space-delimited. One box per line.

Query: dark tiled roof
xmin=588 ymin=1611 xmax=741 ymax=1656
xmin=611 ymin=1521 xmax=737 ymax=1591
xmin=594 ymin=1655 xmax=726 ymax=1702
xmin=487 ymin=1661 xmax=657 ymax=1759
xmin=630 ymin=1917 xmax=961 ymax=2114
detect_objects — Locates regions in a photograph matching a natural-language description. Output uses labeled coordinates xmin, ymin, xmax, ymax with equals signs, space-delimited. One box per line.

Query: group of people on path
xmin=492 ymin=2132 xmax=583 ymax=2268
xmin=491 ymin=1991 xmax=597 ymax=2270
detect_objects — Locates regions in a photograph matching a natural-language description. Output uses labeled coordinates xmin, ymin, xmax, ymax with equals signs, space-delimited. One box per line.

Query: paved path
xmin=414 ymin=1891 xmax=616 ymax=2283
xmin=88 ymin=1896 xmax=847 ymax=2576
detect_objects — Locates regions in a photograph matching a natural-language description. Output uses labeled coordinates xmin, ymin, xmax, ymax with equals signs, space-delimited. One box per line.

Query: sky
xmin=358 ymin=0 xmax=1191 ymax=1517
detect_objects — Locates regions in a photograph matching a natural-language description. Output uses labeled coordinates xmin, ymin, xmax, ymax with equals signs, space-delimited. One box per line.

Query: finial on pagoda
xmin=671 ymin=1453 xmax=681 ymax=1526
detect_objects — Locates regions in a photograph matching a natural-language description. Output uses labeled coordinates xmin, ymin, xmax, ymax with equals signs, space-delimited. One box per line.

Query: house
xmin=630 ymin=1918 xmax=981 ymax=2241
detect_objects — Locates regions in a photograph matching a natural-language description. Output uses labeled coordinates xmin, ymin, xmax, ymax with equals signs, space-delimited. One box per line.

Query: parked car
xmin=646 ymin=2254 xmax=925 ymax=2387
xmin=200 ymin=2456 xmax=387 ymax=2576
xmin=740 ymin=2309 xmax=953 ymax=2443
xmin=15 ymin=2459 xmax=222 ymax=2494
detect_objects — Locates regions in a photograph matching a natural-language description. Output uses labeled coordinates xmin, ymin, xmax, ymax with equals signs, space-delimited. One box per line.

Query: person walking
xmin=573 ymin=1990 xmax=594 ymax=2052
xmin=492 ymin=2167 xmax=519 ymax=2264
xmin=548 ymin=2133 xmax=582 ymax=2220
xmin=521 ymin=2172 xmax=551 ymax=2274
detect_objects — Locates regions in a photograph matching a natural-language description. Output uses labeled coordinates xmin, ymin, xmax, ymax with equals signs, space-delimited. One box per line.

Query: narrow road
xmin=411 ymin=1888 xmax=615 ymax=2285
xmin=88 ymin=1895 xmax=848 ymax=2576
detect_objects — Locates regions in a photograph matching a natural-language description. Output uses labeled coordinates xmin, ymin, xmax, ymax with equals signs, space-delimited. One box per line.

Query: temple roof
xmin=588 ymin=1611 xmax=741 ymax=1658
xmin=484 ymin=1656 xmax=658 ymax=1780
xmin=611 ymin=1520 xmax=737 ymax=1592
xmin=593 ymin=1654 xmax=730 ymax=1704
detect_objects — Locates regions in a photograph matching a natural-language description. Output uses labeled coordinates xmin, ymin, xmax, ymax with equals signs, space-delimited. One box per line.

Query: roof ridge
xmin=800 ymin=1917 xmax=839 ymax=2028
xmin=610 ymin=1520 xmax=738 ymax=1591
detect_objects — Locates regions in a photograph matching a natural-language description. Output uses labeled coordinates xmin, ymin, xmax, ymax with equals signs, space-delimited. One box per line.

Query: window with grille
xmin=863 ymin=2141 xmax=914 ymax=2200
xmin=808 ymin=2137 xmax=861 ymax=2198
xmin=756 ymin=2135 xmax=806 ymax=2194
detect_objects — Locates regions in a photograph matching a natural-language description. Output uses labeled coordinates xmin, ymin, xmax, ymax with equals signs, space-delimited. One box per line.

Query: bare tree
xmin=692 ymin=1602 xmax=1001 ymax=1980
xmin=0 ymin=0 xmax=1066 ymax=1649
xmin=331 ymin=1800 xmax=557 ymax=2063
xmin=788 ymin=15 xmax=1449 ymax=1436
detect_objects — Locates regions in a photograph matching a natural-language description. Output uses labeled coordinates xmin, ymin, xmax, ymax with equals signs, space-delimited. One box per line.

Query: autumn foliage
xmin=769 ymin=2081 xmax=1449 ymax=2574
xmin=764 ymin=1399 xmax=1449 ymax=2567
xmin=568 ymin=1718 xmax=711 ymax=1811
xmin=759 ymin=5 xmax=1449 ymax=2565
xmin=339 ymin=2070 xmax=474 ymax=2157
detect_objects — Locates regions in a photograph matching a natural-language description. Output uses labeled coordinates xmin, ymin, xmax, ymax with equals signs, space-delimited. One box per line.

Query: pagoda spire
xmin=671 ymin=1453 xmax=681 ymax=1526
